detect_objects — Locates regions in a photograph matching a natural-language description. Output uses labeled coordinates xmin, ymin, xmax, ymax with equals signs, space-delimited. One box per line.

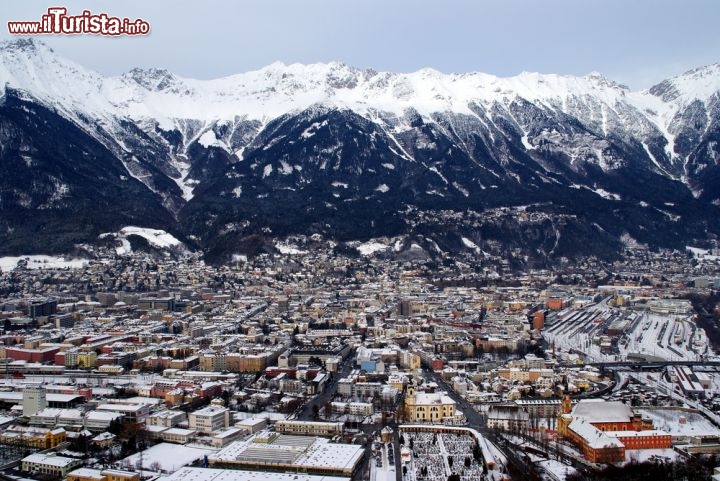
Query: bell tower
xmin=561 ymin=394 xmax=572 ymax=414
xmin=557 ymin=395 xmax=573 ymax=437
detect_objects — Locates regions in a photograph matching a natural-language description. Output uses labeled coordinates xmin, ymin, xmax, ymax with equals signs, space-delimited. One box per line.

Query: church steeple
xmin=561 ymin=394 xmax=572 ymax=414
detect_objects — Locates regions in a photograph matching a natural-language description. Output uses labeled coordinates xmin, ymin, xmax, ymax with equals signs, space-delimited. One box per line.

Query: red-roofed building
xmin=558 ymin=396 xmax=671 ymax=463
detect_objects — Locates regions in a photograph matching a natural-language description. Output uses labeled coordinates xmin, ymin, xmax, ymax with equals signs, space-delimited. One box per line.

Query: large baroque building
xmin=404 ymin=386 xmax=463 ymax=424
xmin=558 ymin=397 xmax=671 ymax=463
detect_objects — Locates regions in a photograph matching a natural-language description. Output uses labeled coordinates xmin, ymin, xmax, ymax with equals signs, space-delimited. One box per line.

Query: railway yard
xmin=542 ymin=301 xmax=709 ymax=363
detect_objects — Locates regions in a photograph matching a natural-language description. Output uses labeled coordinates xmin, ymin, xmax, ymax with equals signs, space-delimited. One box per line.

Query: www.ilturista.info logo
xmin=8 ymin=7 xmax=150 ymax=36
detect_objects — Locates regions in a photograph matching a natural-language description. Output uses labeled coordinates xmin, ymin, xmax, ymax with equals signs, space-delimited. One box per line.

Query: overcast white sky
xmin=2 ymin=0 xmax=719 ymax=89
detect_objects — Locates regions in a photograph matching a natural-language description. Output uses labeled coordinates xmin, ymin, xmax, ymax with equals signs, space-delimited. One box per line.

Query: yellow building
xmin=165 ymin=388 xmax=186 ymax=407
xmin=400 ymin=351 xmax=421 ymax=370
xmin=101 ymin=469 xmax=140 ymax=481
xmin=67 ymin=469 xmax=106 ymax=481
xmin=78 ymin=351 xmax=98 ymax=368
xmin=0 ymin=425 xmax=66 ymax=449
xmin=404 ymin=386 xmax=458 ymax=423
xmin=387 ymin=374 xmax=408 ymax=391
xmin=67 ymin=468 xmax=139 ymax=481
xmin=497 ymin=368 xmax=531 ymax=382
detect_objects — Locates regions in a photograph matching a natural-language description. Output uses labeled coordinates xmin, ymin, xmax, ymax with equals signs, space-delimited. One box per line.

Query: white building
xmin=188 ymin=405 xmax=230 ymax=434
xmin=163 ymin=467 xmax=351 ymax=481
xmin=23 ymin=386 xmax=47 ymax=417
xmin=210 ymin=432 xmax=363 ymax=477
xmin=274 ymin=420 xmax=344 ymax=436
xmin=486 ymin=405 xmax=530 ymax=431
xmin=22 ymin=453 xmax=82 ymax=478
xmin=147 ymin=409 xmax=188 ymax=428
xmin=161 ymin=427 xmax=196 ymax=444
xmin=210 ymin=427 xmax=244 ymax=447
xmin=235 ymin=416 xmax=267 ymax=435
xmin=85 ymin=411 xmax=124 ymax=432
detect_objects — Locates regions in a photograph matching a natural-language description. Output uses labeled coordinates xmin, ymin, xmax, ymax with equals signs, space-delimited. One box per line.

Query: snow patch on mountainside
xmin=198 ymin=130 xmax=221 ymax=148
xmin=356 ymin=241 xmax=390 ymax=256
xmin=99 ymin=227 xmax=185 ymax=255
xmin=119 ymin=226 xmax=182 ymax=248
xmin=0 ymin=255 xmax=90 ymax=271
xmin=591 ymin=188 xmax=621 ymax=200
xmin=275 ymin=242 xmax=307 ymax=255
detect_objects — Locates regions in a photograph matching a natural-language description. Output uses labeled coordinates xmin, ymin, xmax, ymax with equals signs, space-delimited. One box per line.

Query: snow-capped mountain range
xmin=0 ymin=38 xmax=718 ymax=262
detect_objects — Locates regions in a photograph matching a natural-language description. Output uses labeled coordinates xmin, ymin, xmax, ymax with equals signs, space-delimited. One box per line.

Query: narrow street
xmin=297 ymin=350 xmax=355 ymax=421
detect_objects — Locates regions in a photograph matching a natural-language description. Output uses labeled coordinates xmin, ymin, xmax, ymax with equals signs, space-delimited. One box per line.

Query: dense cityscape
xmin=0 ymin=231 xmax=719 ymax=481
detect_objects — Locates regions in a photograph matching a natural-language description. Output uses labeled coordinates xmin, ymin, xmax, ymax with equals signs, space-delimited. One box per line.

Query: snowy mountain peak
xmin=647 ymin=63 xmax=720 ymax=103
xmin=124 ymin=67 xmax=178 ymax=91
xmin=0 ymin=37 xmax=49 ymax=54
xmin=584 ymin=71 xmax=628 ymax=90
xmin=1 ymin=39 xmax=716 ymax=128
xmin=0 ymin=38 xmax=112 ymax=121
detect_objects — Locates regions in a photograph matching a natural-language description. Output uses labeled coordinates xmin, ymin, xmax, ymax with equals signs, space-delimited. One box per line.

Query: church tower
xmin=561 ymin=394 xmax=572 ymax=414
xmin=557 ymin=395 xmax=573 ymax=437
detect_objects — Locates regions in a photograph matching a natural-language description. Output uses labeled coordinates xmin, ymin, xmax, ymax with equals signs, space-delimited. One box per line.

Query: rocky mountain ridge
xmin=1 ymin=38 xmax=718 ymax=263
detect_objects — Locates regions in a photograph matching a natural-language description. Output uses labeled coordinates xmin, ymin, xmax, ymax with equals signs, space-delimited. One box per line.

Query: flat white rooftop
xmin=210 ymin=432 xmax=364 ymax=474
xmin=160 ymin=467 xmax=349 ymax=481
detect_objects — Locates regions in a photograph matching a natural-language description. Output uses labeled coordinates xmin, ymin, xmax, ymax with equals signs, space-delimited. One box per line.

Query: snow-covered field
xmin=357 ymin=241 xmax=390 ymax=256
xmin=0 ymin=255 xmax=90 ymax=271
xmin=624 ymin=448 xmax=678 ymax=464
xmin=638 ymin=408 xmax=720 ymax=438
xmin=120 ymin=443 xmax=216 ymax=473
xmin=687 ymin=246 xmax=720 ymax=263
xmin=274 ymin=241 xmax=308 ymax=255
xmin=99 ymin=226 xmax=185 ymax=256
xmin=119 ymin=226 xmax=182 ymax=248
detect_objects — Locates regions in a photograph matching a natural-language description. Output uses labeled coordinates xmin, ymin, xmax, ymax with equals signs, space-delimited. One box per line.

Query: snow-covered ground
xmin=0 ymin=255 xmax=90 ymax=271
xmin=120 ymin=443 xmax=216 ymax=473
xmin=686 ymin=246 xmax=720 ymax=263
xmin=638 ymin=408 xmax=720 ymax=438
xmin=274 ymin=241 xmax=308 ymax=255
xmin=99 ymin=226 xmax=185 ymax=256
xmin=119 ymin=226 xmax=183 ymax=248
xmin=624 ymin=448 xmax=678 ymax=464
xmin=623 ymin=313 xmax=703 ymax=361
xmin=357 ymin=241 xmax=390 ymax=256
xmin=536 ymin=459 xmax=577 ymax=481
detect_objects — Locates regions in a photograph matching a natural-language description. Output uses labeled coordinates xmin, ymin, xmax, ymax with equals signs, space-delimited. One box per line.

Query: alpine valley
xmin=1 ymin=39 xmax=719 ymax=264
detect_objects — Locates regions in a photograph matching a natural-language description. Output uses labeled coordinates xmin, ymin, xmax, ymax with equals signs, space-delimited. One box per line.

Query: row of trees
xmin=568 ymin=455 xmax=717 ymax=481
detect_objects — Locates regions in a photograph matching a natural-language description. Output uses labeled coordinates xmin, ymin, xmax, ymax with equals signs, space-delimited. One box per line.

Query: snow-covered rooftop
xmin=572 ymin=399 xmax=634 ymax=423
xmin=121 ymin=443 xmax=216 ymax=473
xmin=568 ymin=418 xmax=624 ymax=450
xmin=159 ymin=466 xmax=350 ymax=481
xmin=210 ymin=432 xmax=364 ymax=473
